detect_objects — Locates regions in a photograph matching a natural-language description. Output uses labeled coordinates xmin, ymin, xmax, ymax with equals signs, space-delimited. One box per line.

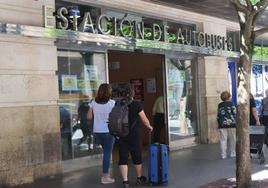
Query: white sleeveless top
xmin=89 ymin=99 xmax=115 ymax=133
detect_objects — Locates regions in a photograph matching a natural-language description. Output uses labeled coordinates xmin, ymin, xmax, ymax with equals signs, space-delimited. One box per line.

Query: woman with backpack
xmin=87 ymin=83 xmax=115 ymax=184
xmin=117 ymin=84 xmax=153 ymax=188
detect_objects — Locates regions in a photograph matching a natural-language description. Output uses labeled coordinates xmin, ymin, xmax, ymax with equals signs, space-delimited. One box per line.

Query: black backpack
xmin=108 ymin=100 xmax=135 ymax=138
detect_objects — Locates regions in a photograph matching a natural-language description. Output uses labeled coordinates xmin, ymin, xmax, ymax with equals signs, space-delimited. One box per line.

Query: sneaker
xmin=136 ymin=176 xmax=147 ymax=186
xmin=101 ymin=176 xmax=115 ymax=184
xmin=122 ymin=181 xmax=130 ymax=188
xmin=221 ymin=155 xmax=227 ymax=159
xmin=230 ymin=153 xmax=236 ymax=158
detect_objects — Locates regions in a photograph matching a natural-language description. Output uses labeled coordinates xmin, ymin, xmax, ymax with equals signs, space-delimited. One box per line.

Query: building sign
xmin=45 ymin=5 xmax=234 ymax=51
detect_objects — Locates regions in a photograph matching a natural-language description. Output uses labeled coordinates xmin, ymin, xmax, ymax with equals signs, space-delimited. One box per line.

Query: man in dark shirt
xmin=60 ymin=106 xmax=72 ymax=159
xmin=77 ymin=101 xmax=93 ymax=147
xmin=250 ymin=93 xmax=260 ymax=126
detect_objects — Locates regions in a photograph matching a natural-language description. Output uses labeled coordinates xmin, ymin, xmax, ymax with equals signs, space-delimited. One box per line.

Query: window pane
xmin=166 ymin=58 xmax=197 ymax=142
xmin=57 ymin=51 xmax=107 ymax=160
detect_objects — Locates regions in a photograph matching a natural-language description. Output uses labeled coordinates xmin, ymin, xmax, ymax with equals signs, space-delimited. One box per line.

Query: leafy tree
xmin=229 ymin=0 xmax=268 ymax=187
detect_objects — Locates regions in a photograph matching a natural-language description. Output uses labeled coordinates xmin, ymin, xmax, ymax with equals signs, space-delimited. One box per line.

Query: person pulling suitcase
xmin=114 ymin=84 xmax=153 ymax=188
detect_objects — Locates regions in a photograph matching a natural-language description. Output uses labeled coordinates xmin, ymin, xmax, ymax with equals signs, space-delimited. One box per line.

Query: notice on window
xmin=62 ymin=75 xmax=78 ymax=91
xmin=146 ymin=78 xmax=156 ymax=93
xmin=85 ymin=65 xmax=98 ymax=80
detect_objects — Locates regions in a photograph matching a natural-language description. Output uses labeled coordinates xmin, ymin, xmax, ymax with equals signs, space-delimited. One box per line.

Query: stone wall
xmin=197 ymin=21 xmax=230 ymax=144
xmin=0 ymin=0 xmax=54 ymax=26
xmin=198 ymin=56 xmax=229 ymax=143
xmin=0 ymin=0 xmax=60 ymax=186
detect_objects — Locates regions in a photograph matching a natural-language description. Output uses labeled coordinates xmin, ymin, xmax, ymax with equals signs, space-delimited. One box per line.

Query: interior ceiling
xmin=145 ymin=0 xmax=268 ymax=28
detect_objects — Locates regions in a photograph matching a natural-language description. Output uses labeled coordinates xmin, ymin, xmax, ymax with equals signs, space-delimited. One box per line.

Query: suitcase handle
xmin=149 ymin=131 xmax=152 ymax=145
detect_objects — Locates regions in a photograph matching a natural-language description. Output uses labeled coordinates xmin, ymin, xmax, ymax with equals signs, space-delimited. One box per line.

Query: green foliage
xmin=121 ymin=25 xmax=132 ymax=37
xmin=241 ymin=0 xmax=260 ymax=5
xmin=250 ymin=0 xmax=260 ymax=5
xmin=144 ymin=28 xmax=152 ymax=39
xmin=168 ymin=33 xmax=177 ymax=43
xmin=253 ymin=46 xmax=268 ymax=58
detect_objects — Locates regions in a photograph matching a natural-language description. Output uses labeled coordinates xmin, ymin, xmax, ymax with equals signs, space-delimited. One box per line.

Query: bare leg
xmin=134 ymin=164 xmax=147 ymax=185
xmin=119 ymin=165 xmax=128 ymax=181
xmin=134 ymin=164 xmax=142 ymax=177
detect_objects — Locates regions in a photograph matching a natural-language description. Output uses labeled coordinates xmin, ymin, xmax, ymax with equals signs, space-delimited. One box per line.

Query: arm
xmin=138 ymin=110 xmax=153 ymax=132
xmin=87 ymin=107 xmax=93 ymax=120
xmin=252 ymin=107 xmax=260 ymax=125
xmin=232 ymin=104 xmax=237 ymax=117
xmin=261 ymin=99 xmax=265 ymax=114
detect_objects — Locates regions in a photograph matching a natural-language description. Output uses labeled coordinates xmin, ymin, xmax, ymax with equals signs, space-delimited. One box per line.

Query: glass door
xmin=165 ymin=57 xmax=198 ymax=147
xmin=57 ymin=50 xmax=107 ymax=160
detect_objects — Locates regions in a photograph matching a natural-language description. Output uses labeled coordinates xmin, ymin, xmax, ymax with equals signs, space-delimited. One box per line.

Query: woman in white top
xmin=87 ymin=83 xmax=115 ymax=184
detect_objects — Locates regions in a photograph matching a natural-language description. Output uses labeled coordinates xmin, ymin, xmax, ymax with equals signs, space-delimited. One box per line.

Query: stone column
xmin=198 ymin=22 xmax=230 ymax=143
xmin=198 ymin=56 xmax=229 ymax=143
xmin=0 ymin=0 xmax=61 ymax=186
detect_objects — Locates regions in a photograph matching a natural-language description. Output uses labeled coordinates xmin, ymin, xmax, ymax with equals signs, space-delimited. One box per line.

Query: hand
xmin=148 ymin=125 xmax=153 ymax=132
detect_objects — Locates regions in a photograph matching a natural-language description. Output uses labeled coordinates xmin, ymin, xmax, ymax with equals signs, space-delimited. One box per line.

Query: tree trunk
xmin=229 ymin=1 xmax=268 ymax=187
xmin=236 ymin=30 xmax=254 ymax=187
xmin=236 ymin=59 xmax=251 ymax=188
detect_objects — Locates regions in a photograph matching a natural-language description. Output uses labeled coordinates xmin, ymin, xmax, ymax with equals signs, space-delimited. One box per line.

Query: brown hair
xmin=220 ymin=91 xmax=231 ymax=101
xmin=122 ymin=84 xmax=135 ymax=101
xmin=95 ymin=83 xmax=112 ymax=103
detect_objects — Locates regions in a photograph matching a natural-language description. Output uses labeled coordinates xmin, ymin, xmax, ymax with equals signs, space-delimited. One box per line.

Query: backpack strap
xmin=117 ymin=98 xmax=133 ymax=105
xmin=130 ymin=118 xmax=138 ymax=130
xmin=127 ymin=100 xmax=138 ymax=132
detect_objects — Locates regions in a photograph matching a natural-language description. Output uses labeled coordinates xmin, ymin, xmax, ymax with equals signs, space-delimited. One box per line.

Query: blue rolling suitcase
xmin=148 ymin=143 xmax=168 ymax=185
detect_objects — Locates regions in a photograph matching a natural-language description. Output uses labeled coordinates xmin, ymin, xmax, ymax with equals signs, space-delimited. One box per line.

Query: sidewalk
xmin=15 ymin=144 xmax=268 ymax=188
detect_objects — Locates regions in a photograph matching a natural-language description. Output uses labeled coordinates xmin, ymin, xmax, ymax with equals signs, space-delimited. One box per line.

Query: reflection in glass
xmin=166 ymin=58 xmax=197 ymax=142
xmin=57 ymin=51 xmax=107 ymax=160
xmin=252 ymin=64 xmax=263 ymax=98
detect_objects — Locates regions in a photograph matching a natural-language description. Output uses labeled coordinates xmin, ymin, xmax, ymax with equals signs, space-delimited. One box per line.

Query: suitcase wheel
xmin=259 ymin=151 xmax=265 ymax=164
xmin=260 ymin=158 xmax=265 ymax=165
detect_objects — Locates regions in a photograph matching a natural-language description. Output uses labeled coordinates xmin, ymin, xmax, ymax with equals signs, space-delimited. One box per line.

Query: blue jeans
xmin=94 ymin=133 xmax=115 ymax=174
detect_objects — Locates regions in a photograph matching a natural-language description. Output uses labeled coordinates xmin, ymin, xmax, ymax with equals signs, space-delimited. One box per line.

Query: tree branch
xmin=229 ymin=0 xmax=247 ymax=12
xmin=245 ymin=0 xmax=253 ymax=11
xmin=254 ymin=0 xmax=268 ymax=14
xmin=252 ymin=0 xmax=268 ymax=26
xmin=254 ymin=27 xmax=268 ymax=37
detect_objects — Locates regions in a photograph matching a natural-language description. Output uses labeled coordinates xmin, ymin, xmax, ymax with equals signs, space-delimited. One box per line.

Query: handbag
xmin=72 ymin=129 xmax=84 ymax=140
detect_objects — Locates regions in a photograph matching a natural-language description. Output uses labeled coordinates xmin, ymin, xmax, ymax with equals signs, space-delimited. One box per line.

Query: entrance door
xmin=108 ymin=50 xmax=164 ymax=146
xmin=165 ymin=57 xmax=198 ymax=148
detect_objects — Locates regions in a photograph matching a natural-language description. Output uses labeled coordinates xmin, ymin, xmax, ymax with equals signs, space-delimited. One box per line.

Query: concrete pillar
xmin=0 ymin=0 xmax=61 ymax=186
xmin=198 ymin=22 xmax=230 ymax=143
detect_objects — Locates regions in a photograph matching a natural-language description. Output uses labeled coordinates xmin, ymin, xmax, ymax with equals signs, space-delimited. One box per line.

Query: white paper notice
xmin=147 ymin=78 xmax=156 ymax=93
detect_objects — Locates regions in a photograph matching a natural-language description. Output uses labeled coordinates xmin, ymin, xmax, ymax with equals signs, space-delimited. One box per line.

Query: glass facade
xmin=57 ymin=50 xmax=107 ymax=160
xmin=55 ymin=0 xmax=201 ymax=159
xmin=228 ymin=62 xmax=268 ymax=116
xmin=165 ymin=58 xmax=197 ymax=143
xmin=251 ymin=64 xmax=268 ymax=115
